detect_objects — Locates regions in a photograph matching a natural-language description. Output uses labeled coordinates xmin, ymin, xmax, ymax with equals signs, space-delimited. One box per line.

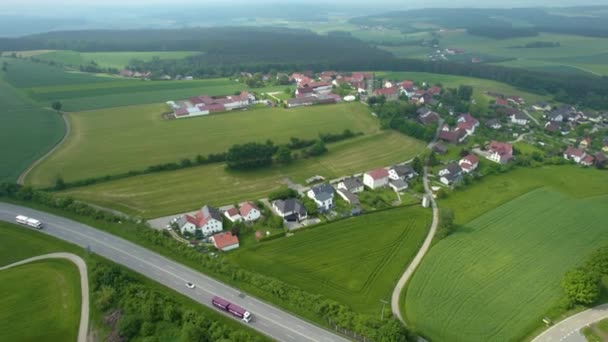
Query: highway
xmin=0 ymin=202 xmax=349 ymax=342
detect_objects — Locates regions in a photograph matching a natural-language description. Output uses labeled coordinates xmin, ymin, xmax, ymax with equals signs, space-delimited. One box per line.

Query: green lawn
xmin=0 ymin=259 xmax=81 ymax=342
xmin=59 ymin=130 xmax=425 ymax=218
xmin=228 ymin=206 xmax=431 ymax=314
xmin=405 ymin=166 xmax=608 ymax=342
xmin=27 ymin=102 xmax=385 ymax=186
xmin=0 ymin=77 xmax=65 ymax=183
xmin=35 ymin=50 xmax=200 ymax=69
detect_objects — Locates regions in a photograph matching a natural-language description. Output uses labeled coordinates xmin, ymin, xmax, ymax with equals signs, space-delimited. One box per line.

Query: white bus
xmin=15 ymin=215 xmax=44 ymax=229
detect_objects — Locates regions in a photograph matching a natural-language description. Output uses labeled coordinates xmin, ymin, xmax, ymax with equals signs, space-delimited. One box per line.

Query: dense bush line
xmin=0 ymin=183 xmax=413 ymax=341
xmin=561 ymin=246 xmax=608 ymax=306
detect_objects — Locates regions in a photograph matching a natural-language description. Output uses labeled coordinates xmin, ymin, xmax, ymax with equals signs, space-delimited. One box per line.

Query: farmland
xmin=0 ymin=259 xmax=81 ymax=342
xmin=27 ymin=102 xmax=388 ymax=186
xmin=405 ymin=166 xmax=608 ymax=342
xmin=34 ymin=50 xmax=200 ymax=69
xmin=0 ymin=78 xmax=65 ymax=183
xmin=59 ymin=130 xmax=425 ymax=218
xmin=228 ymin=206 xmax=431 ymax=314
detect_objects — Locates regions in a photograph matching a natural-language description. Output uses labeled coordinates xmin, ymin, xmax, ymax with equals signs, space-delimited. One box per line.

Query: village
xmin=150 ymin=69 xmax=607 ymax=254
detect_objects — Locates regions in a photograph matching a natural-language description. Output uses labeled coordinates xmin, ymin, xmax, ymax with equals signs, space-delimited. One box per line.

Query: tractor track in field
xmin=17 ymin=111 xmax=70 ymax=186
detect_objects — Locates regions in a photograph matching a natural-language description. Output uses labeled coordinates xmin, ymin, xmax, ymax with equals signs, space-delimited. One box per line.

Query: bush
xmin=268 ymin=187 xmax=298 ymax=201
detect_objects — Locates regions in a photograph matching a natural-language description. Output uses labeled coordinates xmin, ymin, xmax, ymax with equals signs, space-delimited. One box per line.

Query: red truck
xmin=212 ymin=296 xmax=253 ymax=323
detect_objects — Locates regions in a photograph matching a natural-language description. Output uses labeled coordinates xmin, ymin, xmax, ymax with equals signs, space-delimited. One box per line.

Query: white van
xmin=15 ymin=215 xmax=44 ymax=229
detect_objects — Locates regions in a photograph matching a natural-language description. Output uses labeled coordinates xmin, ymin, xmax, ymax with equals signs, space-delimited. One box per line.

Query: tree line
xmin=0 ymin=183 xmax=414 ymax=341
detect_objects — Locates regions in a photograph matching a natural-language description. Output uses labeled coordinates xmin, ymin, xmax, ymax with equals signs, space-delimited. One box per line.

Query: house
xmin=433 ymin=142 xmax=448 ymax=155
xmin=287 ymin=97 xmax=317 ymax=108
xmin=495 ymin=98 xmax=510 ymax=107
xmin=439 ymin=128 xmax=467 ymax=144
xmin=427 ymin=86 xmax=442 ymax=96
xmin=389 ymin=164 xmax=416 ymax=181
xmin=336 ymin=188 xmax=360 ymax=205
xmin=178 ymin=205 xmax=223 ymax=236
xmin=272 ymin=199 xmax=307 ymax=222
xmin=510 ymin=112 xmax=529 ymax=126
xmin=296 ymin=87 xmax=315 ymax=98
xmin=224 ymin=207 xmax=243 ymax=223
xmin=533 ymin=102 xmax=552 ymax=111
xmin=373 ymin=87 xmax=399 ymax=101
xmin=239 ymin=202 xmax=261 ymax=222
xmin=438 ymin=164 xmax=463 ymax=185
xmin=563 ymin=147 xmax=586 ymax=163
xmin=485 ymin=119 xmax=502 ymax=130
xmin=459 ymin=154 xmax=479 ymax=173
xmin=544 ymin=122 xmax=559 ymax=133
xmin=400 ymin=80 xmax=414 ymax=89
xmin=595 ymin=152 xmax=607 ymax=168
xmin=580 ymin=155 xmax=595 ymax=167
xmin=487 ymin=141 xmax=513 ymax=164
xmin=307 ymin=183 xmax=335 ymax=212
xmin=337 ymin=177 xmax=364 ymax=193
xmin=579 ymin=137 xmax=592 ymax=150
xmin=174 ymin=91 xmax=252 ymax=118
xmin=418 ymin=108 xmax=440 ymax=126
xmin=389 ymin=179 xmax=408 ymax=192
xmin=210 ymin=232 xmax=240 ymax=252
xmin=456 ymin=114 xmax=480 ymax=135
xmin=363 ymin=168 xmax=390 ymax=189
xmin=508 ymin=96 xmax=525 ymax=106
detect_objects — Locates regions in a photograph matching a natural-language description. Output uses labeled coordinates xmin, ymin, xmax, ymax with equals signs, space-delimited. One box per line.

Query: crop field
xmin=0 ymin=78 xmax=65 ymax=183
xmin=27 ymin=102 xmax=384 ymax=186
xmin=59 ymin=130 xmax=425 ymax=218
xmin=229 ymin=206 xmax=431 ymax=314
xmin=405 ymin=188 xmax=608 ymax=342
xmin=35 ymin=50 xmax=200 ymax=69
xmin=0 ymin=259 xmax=81 ymax=342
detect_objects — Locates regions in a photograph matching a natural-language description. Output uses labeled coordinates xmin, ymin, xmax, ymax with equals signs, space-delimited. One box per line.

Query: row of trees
xmin=0 ymin=183 xmax=413 ymax=341
xmin=561 ymin=246 xmax=608 ymax=306
xmin=372 ymin=101 xmax=437 ymax=142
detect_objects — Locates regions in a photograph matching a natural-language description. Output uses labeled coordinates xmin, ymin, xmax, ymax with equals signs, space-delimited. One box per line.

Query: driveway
xmin=0 ymin=252 xmax=89 ymax=342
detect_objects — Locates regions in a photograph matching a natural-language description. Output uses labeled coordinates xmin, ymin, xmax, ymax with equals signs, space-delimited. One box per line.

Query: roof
xmin=310 ymin=183 xmax=335 ymax=202
xmin=336 ymin=189 xmax=360 ymax=205
xmin=440 ymin=164 xmax=463 ymax=181
xmin=582 ymin=155 xmax=595 ymax=164
xmin=595 ymin=152 xmax=607 ymax=163
xmin=511 ymin=112 xmax=528 ymax=120
xmin=340 ymin=177 xmax=363 ymax=191
xmin=366 ymin=168 xmax=389 ymax=180
xmin=565 ymin=147 xmax=585 ymax=158
xmin=495 ymin=98 xmax=509 ymax=106
xmin=486 ymin=119 xmax=502 ymax=128
xmin=419 ymin=110 xmax=440 ymax=125
xmin=391 ymin=164 xmax=415 ymax=178
xmin=239 ymin=202 xmax=259 ymax=217
xmin=197 ymin=205 xmax=222 ymax=226
xmin=488 ymin=141 xmax=513 ymax=157
xmin=211 ymin=232 xmax=239 ymax=249
xmin=226 ymin=207 xmax=240 ymax=218
xmin=390 ymin=179 xmax=408 ymax=189
xmin=273 ymin=199 xmax=307 ymax=216
xmin=287 ymin=97 xmax=317 ymax=106
xmin=374 ymin=87 xmax=398 ymax=96
xmin=461 ymin=154 xmax=479 ymax=165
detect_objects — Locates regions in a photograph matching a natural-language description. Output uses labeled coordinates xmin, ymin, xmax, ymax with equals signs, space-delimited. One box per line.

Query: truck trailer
xmin=212 ymin=296 xmax=252 ymax=323
xmin=15 ymin=215 xmax=44 ymax=229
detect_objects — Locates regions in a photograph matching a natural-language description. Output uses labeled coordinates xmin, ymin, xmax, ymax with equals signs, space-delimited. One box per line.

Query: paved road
xmin=17 ymin=111 xmax=69 ymax=185
xmin=390 ymin=166 xmax=439 ymax=322
xmin=533 ymin=304 xmax=608 ymax=342
xmin=0 ymin=252 xmax=89 ymax=342
xmin=0 ymin=203 xmax=348 ymax=342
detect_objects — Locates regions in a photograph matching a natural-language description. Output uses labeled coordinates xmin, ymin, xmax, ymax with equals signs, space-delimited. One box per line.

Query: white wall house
xmin=363 ymin=168 xmax=390 ymax=189
xmin=239 ymin=202 xmax=261 ymax=222
xmin=306 ymin=184 xmax=334 ymax=212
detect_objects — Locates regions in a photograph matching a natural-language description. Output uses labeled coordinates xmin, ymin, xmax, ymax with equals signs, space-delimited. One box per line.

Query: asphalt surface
xmin=0 ymin=203 xmax=349 ymax=342
xmin=0 ymin=253 xmax=89 ymax=342
xmin=532 ymin=303 xmax=608 ymax=342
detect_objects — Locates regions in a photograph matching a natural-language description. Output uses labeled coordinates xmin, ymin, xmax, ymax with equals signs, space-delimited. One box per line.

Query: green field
xmin=35 ymin=50 xmax=200 ymax=69
xmin=59 ymin=130 xmax=425 ymax=218
xmin=405 ymin=166 xmax=608 ymax=342
xmin=27 ymin=102 xmax=386 ymax=186
xmin=0 ymin=77 xmax=65 ymax=183
xmin=0 ymin=259 xmax=81 ymax=342
xmin=229 ymin=206 xmax=430 ymax=314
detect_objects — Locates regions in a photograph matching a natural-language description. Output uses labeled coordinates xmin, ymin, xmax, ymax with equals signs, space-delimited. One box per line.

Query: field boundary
xmin=0 ymin=252 xmax=89 ymax=342
xmin=17 ymin=111 xmax=70 ymax=186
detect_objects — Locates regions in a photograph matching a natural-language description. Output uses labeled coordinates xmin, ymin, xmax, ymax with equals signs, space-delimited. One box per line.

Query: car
xmin=185 ymin=282 xmax=195 ymax=289
xmin=165 ymin=224 xmax=172 ymax=230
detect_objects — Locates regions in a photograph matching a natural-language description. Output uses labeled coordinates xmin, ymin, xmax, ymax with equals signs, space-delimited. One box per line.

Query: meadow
xmin=229 ymin=206 xmax=431 ymax=314
xmin=0 ymin=259 xmax=81 ymax=342
xmin=0 ymin=78 xmax=65 ymax=183
xmin=404 ymin=166 xmax=608 ymax=341
xmin=59 ymin=130 xmax=425 ymax=218
xmin=27 ymin=102 xmax=385 ymax=186
xmin=35 ymin=50 xmax=200 ymax=69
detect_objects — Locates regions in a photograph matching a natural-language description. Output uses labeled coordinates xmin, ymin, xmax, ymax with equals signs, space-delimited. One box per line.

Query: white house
xmin=459 ymin=154 xmax=479 ymax=173
xmin=307 ymin=183 xmax=335 ymax=212
xmin=510 ymin=112 xmax=529 ymax=126
xmin=177 ymin=215 xmax=198 ymax=235
xmin=239 ymin=202 xmax=261 ymax=222
xmin=438 ymin=164 xmax=463 ymax=185
xmin=389 ymin=164 xmax=416 ymax=181
xmin=272 ymin=199 xmax=308 ymax=221
xmin=337 ymin=177 xmax=364 ymax=193
xmin=389 ymin=179 xmax=408 ymax=192
xmin=563 ymin=147 xmax=586 ymax=164
xmin=363 ymin=168 xmax=390 ymax=189
xmin=178 ymin=205 xmax=223 ymax=236
xmin=224 ymin=207 xmax=243 ymax=223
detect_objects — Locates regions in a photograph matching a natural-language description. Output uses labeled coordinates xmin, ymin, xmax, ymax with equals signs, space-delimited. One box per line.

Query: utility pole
xmin=380 ymin=299 xmax=389 ymax=320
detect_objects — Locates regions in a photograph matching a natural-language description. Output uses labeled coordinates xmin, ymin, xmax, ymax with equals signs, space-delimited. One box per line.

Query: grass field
xmin=35 ymin=50 xmax=200 ymax=69
xmin=0 ymin=77 xmax=65 ymax=183
xmin=228 ymin=206 xmax=431 ymax=314
xmin=0 ymin=259 xmax=81 ymax=342
xmin=59 ymin=130 xmax=425 ymax=218
xmin=404 ymin=166 xmax=608 ymax=342
xmin=27 ymin=102 xmax=385 ymax=186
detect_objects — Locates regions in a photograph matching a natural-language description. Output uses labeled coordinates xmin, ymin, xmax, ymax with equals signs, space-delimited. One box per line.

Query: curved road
xmin=0 ymin=203 xmax=348 ymax=342
xmin=533 ymin=304 xmax=608 ymax=342
xmin=0 ymin=253 xmax=89 ymax=342
xmin=390 ymin=166 xmax=438 ymax=322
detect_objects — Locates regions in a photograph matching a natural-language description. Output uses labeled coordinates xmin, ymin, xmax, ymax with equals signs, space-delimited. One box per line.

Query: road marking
xmin=286 ymin=334 xmax=295 ymax=340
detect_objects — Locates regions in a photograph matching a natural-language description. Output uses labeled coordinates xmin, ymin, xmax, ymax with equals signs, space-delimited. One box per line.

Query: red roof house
xmin=487 ymin=141 xmax=513 ymax=164
xmin=459 ymin=154 xmax=479 ymax=173
xmin=211 ymin=232 xmax=240 ymax=251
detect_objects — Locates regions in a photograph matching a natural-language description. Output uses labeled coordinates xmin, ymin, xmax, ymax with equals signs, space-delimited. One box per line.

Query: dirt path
xmin=17 ymin=112 xmax=70 ymax=185
xmin=0 ymin=252 xmax=89 ymax=342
